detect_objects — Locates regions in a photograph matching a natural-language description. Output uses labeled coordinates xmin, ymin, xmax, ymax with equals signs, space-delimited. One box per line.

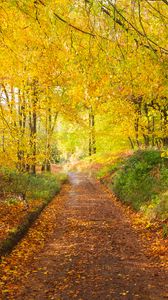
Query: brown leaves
xmin=126 ymin=210 xmax=168 ymax=267
xmin=0 ymin=184 xmax=69 ymax=299
xmin=100 ymin=179 xmax=168 ymax=268
xmin=0 ymin=199 xmax=43 ymax=244
xmin=0 ymin=175 xmax=167 ymax=300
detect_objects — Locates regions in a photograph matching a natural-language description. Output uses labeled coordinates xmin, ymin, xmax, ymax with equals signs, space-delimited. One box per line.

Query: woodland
xmin=0 ymin=0 xmax=168 ymax=170
xmin=0 ymin=1 xmax=168 ymax=299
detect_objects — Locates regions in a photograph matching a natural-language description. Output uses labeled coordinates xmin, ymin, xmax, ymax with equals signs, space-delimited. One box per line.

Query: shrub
xmin=113 ymin=150 xmax=168 ymax=217
xmin=0 ymin=167 xmax=67 ymax=204
xmin=27 ymin=173 xmax=61 ymax=201
xmin=96 ymin=161 xmax=122 ymax=180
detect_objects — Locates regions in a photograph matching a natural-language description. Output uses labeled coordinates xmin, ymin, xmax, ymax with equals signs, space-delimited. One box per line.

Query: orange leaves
xmin=0 ymin=173 xmax=167 ymax=299
xmin=0 ymin=199 xmax=43 ymax=245
xmin=0 ymin=202 xmax=25 ymax=243
xmin=0 ymin=184 xmax=69 ymax=299
xmin=127 ymin=210 xmax=168 ymax=267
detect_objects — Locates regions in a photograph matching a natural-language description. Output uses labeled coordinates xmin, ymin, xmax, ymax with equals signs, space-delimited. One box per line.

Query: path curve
xmin=16 ymin=173 xmax=167 ymax=300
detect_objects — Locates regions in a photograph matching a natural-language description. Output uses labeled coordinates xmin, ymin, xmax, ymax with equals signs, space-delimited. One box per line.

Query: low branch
xmin=53 ymin=12 xmax=95 ymax=37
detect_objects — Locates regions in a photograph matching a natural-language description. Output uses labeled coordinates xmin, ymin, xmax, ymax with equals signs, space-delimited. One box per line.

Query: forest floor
xmin=0 ymin=172 xmax=168 ymax=300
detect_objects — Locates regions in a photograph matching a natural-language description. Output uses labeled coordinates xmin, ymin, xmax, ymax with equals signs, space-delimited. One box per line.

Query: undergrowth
xmin=0 ymin=167 xmax=67 ymax=204
xmin=0 ymin=167 xmax=67 ymax=256
xmin=97 ymin=150 xmax=168 ymax=223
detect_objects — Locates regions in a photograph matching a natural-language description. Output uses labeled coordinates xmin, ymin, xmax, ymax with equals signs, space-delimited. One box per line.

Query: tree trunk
xmin=29 ymin=80 xmax=38 ymax=175
xmin=89 ymin=107 xmax=96 ymax=156
xmin=128 ymin=136 xmax=134 ymax=149
xmin=41 ymin=108 xmax=58 ymax=172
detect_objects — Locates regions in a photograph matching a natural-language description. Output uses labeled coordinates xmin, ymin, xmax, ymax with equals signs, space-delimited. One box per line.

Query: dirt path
xmin=7 ymin=173 xmax=168 ymax=299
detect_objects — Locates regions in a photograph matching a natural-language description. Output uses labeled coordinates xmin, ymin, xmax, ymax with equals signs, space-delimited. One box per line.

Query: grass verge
xmin=96 ymin=150 xmax=168 ymax=232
